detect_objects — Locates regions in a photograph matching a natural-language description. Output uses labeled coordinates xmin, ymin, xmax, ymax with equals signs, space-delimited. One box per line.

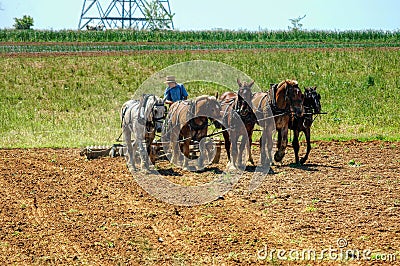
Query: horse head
xmin=304 ymin=86 xmax=321 ymax=114
xmin=194 ymin=95 xmax=221 ymax=121
xmin=276 ymin=80 xmax=304 ymax=118
xmin=145 ymin=95 xmax=167 ymax=133
xmin=236 ymin=78 xmax=254 ymax=117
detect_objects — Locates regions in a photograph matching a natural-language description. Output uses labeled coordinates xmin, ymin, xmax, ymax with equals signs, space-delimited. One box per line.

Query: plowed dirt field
xmin=1 ymin=141 xmax=399 ymax=265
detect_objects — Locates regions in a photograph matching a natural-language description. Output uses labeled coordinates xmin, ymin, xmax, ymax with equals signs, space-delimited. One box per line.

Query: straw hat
xmin=164 ymin=75 xmax=177 ymax=84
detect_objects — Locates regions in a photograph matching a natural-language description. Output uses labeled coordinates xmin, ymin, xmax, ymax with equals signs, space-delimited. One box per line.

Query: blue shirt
xmin=164 ymin=83 xmax=188 ymax=102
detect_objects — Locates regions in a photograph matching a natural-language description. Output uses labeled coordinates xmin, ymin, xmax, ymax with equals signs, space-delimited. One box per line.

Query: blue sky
xmin=0 ymin=0 xmax=399 ymax=31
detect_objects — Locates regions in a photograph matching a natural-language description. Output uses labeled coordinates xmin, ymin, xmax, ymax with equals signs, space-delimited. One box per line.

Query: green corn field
xmin=1 ymin=29 xmax=399 ymax=43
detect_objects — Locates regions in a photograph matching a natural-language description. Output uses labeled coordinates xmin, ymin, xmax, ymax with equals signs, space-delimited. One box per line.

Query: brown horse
xmin=252 ymin=80 xmax=304 ymax=168
xmin=163 ymin=95 xmax=221 ymax=170
xmin=217 ymin=79 xmax=257 ymax=170
xmin=289 ymin=86 xmax=321 ymax=164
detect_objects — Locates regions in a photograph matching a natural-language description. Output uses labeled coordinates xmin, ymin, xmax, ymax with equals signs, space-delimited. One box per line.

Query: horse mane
xmin=189 ymin=95 xmax=217 ymax=116
xmin=143 ymin=95 xmax=156 ymax=120
xmin=277 ymin=79 xmax=298 ymax=90
xmin=277 ymin=80 xmax=286 ymax=89
xmin=195 ymin=95 xmax=215 ymax=102
xmin=195 ymin=95 xmax=209 ymax=102
xmin=273 ymin=79 xmax=298 ymax=110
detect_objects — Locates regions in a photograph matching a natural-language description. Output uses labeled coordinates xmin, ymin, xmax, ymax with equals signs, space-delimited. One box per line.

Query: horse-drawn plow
xmin=81 ymin=79 xmax=325 ymax=173
xmin=80 ymin=135 xmax=223 ymax=165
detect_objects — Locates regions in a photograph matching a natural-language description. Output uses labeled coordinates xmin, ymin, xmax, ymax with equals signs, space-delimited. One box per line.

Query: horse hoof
xmin=238 ymin=164 xmax=246 ymax=170
xmin=268 ymin=168 xmax=275 ymax=174
xmin=197 ymin=159 xmax=205 ymax=169
xmin=183 ymin=165 xmax=195 ymax=171
xmin=226 ymin=162 xmax=236 ymax=171
xmin=140 ymin=168 xmax=151 ymax=174
xmin=261 ymin=161 xmax=271 ymax=168
xmin=171 ymin=158 xmax=179 ymax=166
xmin=128 ymin=167 xmax=137 ymax=173
xmin=300 ymin=158 xmax=306 ymax=165
xmin=274 ymin=152 xmax=285 ymax=162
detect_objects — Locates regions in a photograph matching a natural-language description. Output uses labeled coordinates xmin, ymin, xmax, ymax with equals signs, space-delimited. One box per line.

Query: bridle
xmin=141 ymin=95 xmax=167 ymax=132
xmin=235 ymin=87 xmax=256 ymax=123
xmin=152 ymin=99 xmax=167 ymax=123
xmin=304 ymin=89 xmax=321 ymax=114
xmin=284 ymin=84 xmax=303 ymax=118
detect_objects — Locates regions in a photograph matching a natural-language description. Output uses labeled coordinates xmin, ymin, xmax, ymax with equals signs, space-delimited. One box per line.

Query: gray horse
xmin=120 ymin=94 xmax=166 ymax=172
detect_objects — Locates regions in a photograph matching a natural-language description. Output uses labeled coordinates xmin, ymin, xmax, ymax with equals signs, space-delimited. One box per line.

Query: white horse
xmin=120 ymin=94 xmax=166 ymax=172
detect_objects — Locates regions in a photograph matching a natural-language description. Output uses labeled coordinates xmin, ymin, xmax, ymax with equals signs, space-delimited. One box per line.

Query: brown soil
xmin=1 ymin=140 xmax=399 ymax=265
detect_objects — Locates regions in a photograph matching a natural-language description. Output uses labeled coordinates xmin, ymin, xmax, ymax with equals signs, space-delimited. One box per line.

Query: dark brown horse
xmin=289 ymin=86 xmax=321 ymax=164
xmin=217 ymin=79 xmax=257 ymax=170
xmin=252 ymin=80 xmax=304 ymax=168
xmin=163 ymin=95 xmax=221 ymax=170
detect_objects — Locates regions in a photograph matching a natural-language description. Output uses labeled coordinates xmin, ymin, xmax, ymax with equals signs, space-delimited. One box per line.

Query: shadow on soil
xmin=286 ymin=163 xmax=342 ymax=171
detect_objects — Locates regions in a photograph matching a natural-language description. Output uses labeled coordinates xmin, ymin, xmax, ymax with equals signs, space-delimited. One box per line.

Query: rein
xmin=139 ymin=94 xmax=167 ymax=133
xmin=223 ymin=93 xmax=257 ymax=125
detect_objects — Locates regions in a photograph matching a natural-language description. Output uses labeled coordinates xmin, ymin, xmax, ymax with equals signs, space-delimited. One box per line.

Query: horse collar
xmin=270 ymin=84 xmax=287 ymax=114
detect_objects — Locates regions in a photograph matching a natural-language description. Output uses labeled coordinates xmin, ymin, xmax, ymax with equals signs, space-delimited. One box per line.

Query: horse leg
xmin=262 ymin=125 xmax=275 ymax=174
xmin=230 ymin=133 xmax=239 ymax=169
xmin=292 ymin=129 xmax=300 ymax=164
xmin=169 ymin=126 xmax=181 ymax=166
xmin=274 ymin=127 xmax=288 ymax=162
xmin=138 ymin=138 xmax=149 ymax=171
xmin=259 ymin=128 xmax=267 ymax=166
xmin=222 ymin=129 xmax=231 ymax=162
xmin=300 ymin=128 xmax=311 ymax=165
xmin=247 ymin=127 xmax=255 ymax=165
xmin=147 ymin=136 xmax=157 ymax=165
xmin=273 ymin=129 xmax=282 ymax=162
xmin=182 ymin=139 xmax=191 ymax=170
xmin=238 ymin=134 xmax=248 ymax=169
xmin=281 ymin=126 xmax=289 ymax=161
xmin=266 ymin=128 xmax=275 ymax=174
xmin=146 ymin=135 xmax=155 ymax=165
xmin=123 ymin=128 xmax=136 ymax=171
xmin=131 ymin=140 xmax=138 ymax=169
xmin=266 ymin=129 xmax=273 ymax=166
xmin=197 ymin=140 xmax=205 ymax=170
xmin=276 ymin=128 xmax=282 ymax=152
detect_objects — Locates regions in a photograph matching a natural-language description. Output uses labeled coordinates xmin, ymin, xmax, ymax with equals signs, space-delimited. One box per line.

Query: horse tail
xmin=121 ymin=104 xmax=129 ymax=128
xmin=120 ymin=100 xmax=139 ymax=129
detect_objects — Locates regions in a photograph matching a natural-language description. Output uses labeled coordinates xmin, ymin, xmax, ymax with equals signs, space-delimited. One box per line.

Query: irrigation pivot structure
xmin=78 ymin=0 xmax=174 ymax=30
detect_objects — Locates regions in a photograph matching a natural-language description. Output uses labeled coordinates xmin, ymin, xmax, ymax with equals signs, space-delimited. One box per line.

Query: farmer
xmin=163 ymin=76 xmax=188 ymax=106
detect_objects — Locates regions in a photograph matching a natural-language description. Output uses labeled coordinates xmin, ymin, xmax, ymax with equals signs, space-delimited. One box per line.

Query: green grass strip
xmin=1 ymin=42 xmax=400 ymax=54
